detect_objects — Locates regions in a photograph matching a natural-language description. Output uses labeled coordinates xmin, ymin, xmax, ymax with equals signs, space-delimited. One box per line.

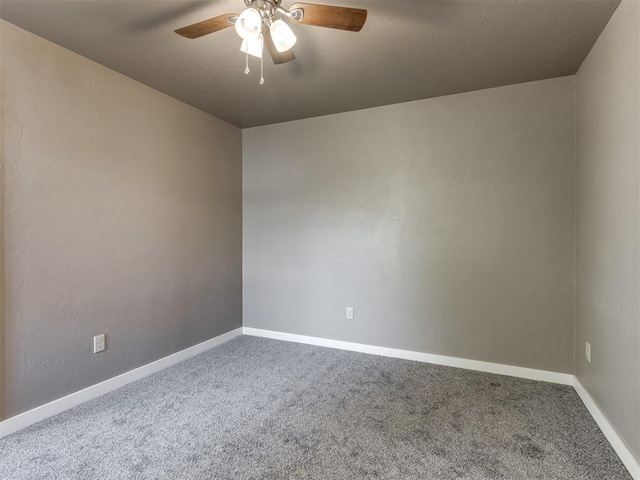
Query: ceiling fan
xmin=175 ymin=0 xmax=367 ymax=83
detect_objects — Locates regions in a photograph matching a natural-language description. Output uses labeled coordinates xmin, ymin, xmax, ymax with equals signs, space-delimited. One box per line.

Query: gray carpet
xmin=0 ymin=336 xmax=631 ymax=479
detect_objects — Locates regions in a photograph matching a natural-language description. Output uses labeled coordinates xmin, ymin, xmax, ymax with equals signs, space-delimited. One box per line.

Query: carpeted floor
xmin=0 ymin=336 xmax=631 ymax=479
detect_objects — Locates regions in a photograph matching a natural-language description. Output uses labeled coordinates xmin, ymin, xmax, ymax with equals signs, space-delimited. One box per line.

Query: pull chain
xmin=242 ymin=36 xmax=265 ymax=84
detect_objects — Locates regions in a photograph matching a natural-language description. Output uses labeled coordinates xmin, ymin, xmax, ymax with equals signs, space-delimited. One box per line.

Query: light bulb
xmin=241 ymin=36 xmax=264 ymax=58
xmin=270 ymin=19 xmax=297 ymax=53
xmin=235 ymin=8 xmax=262 ymax=40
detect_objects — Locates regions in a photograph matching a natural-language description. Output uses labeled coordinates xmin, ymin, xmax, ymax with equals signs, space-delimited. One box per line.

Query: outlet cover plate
xmin=93 ymin=334 xmax=106 ymax=354
xmin=585 ymin=341 xmax=591 ymax=363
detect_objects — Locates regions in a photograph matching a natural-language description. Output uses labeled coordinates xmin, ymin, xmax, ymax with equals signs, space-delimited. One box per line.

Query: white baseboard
xmin=242 ymin=327 xmax=574 ymax=385
xmin=0 ymin=327 xmax=243 ymax=438
xmin=573 ymin=378 xmax=640 ymax=479
xmin=2 ymin=325 xmax=637 ymax=479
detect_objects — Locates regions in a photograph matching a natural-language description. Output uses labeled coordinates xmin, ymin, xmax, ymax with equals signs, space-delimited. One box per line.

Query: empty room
xmin=0 ymin=0 xmax=638 ymax=478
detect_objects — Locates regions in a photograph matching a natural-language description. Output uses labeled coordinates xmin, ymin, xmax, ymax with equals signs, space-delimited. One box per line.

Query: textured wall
xmin=0 ymin=39 xmax=4 ymax=421
xmin=1 ymin=21 xmax=242 ymax=419
xmin=575 ymin=0 xmax=640 ymax=462
xmin=243 ymin=77 xmax=576 ymax=374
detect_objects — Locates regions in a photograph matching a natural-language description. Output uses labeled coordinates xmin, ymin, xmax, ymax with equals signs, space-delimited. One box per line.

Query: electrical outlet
xmin=585 ymin=341 xmax=591 ymax=363
xmin=93 ymin=334 xmax=106 ymax=354
xmin=346 ymin=307 xmax=354 ymax=320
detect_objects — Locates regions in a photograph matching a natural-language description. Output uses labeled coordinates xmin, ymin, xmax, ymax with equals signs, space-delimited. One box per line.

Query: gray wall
xmin=575 ymin=0 xmax=640 ymax=462
xmin=1 ymin=21 xmax=242 ymax=419
xmin=243 ymin=77 xmax=576 ymax=374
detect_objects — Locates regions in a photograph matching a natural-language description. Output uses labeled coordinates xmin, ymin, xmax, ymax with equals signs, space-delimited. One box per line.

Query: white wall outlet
xmin=93 ymin=334 xmax=106 ymax=354
xmin=346 ymin=307 xmax=354 ymax=320
xmin=585 ymin=341 xmax=591 ymax=363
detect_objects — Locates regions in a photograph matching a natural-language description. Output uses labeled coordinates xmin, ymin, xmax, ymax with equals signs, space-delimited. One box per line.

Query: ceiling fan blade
xmin=288 ymin=3 xmax=367 ymax=32
xmin=175 ymin=13 xmax=237 ymax=39
xmin=264 ymin=27 xmax=296 ymax=64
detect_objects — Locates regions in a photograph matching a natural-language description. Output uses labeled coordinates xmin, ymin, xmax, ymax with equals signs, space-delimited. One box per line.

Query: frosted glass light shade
xmin=270 ymin=19 xmax=297 ymax=52
xmin=235 ymin=8 xmax=262 ymax=40
xmin=241 ymin=36 xmax=264 ymax=58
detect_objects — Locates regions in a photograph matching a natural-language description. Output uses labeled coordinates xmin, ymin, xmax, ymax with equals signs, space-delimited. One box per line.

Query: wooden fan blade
xmin=289 ymin=3 xmax=367 ymax=32
xmin=175 ymin=13 xmax=237 ymax=39
xmin=264 ymin=27 xmax=296 ymax=64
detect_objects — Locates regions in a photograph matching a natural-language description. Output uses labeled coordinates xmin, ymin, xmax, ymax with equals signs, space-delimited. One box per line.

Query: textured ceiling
xmin=1 ymin=0 xmax=620 ymax=127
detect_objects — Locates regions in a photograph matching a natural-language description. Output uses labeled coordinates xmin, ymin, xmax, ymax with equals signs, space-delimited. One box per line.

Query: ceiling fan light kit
xmin=235 ymin=7 xmax=263 ymax=40
xmin=269 ymin=19 xmax=297 ymax=53
xmin=240 ymin=37 xmax=264 ymax=58
xmin=175 ymin=0 xmax=367 ymax=84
